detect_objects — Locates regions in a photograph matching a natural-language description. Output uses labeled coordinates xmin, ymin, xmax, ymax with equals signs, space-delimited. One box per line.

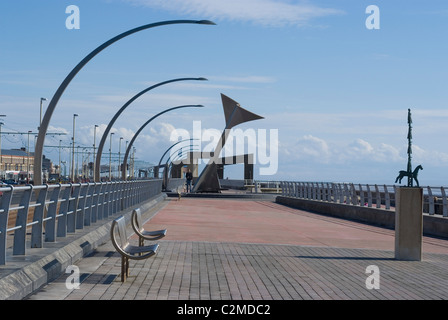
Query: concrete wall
xmin=275 ymin=196 xmax=448 ymax=239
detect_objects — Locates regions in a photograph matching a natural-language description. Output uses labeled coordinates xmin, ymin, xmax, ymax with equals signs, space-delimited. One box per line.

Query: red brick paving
xmin=145 ymin=198 xmax=448 ymax=255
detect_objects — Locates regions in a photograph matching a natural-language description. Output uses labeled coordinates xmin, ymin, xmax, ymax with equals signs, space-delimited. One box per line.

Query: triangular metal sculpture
xmin=192 ymin=94 xmax=264 ymax=193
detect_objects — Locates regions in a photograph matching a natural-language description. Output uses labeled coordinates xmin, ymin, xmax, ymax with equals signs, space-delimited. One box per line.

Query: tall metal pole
xmin=93 ymin=124 xmax=98 ymax=179
xmin=407 ymin=108 xmax=413 ymax=187
xmin=27 ymin=130 xmax=32 ymax=183
xmin=109 ymin=132 xmax=114 ymax=181
xmin=71 ymin=114 xmax=78 ymax=182
xmin=39 ymin=98 xmax=47 ymax=130
xmin=119 ymin=137 xmax=123 ymax=177
xmin=34 ymin=19 xmax=215 ymax=186
xmin=58 ymin=139 xmax=61 ymax=177
xmin=0 ymin=115 xmax=5 ymax=177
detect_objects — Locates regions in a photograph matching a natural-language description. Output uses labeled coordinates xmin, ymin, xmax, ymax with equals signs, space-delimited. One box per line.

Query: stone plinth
xmin=395 ymin=187 xmax=423 ymax=261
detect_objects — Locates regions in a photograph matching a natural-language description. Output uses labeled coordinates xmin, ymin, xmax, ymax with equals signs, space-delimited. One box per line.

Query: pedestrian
xmin=185 ymin=168 xmax=193 ymax=192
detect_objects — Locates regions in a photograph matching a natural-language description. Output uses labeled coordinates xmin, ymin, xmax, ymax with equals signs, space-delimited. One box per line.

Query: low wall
xmin=275 ymin=196 xmax=448 ymax=239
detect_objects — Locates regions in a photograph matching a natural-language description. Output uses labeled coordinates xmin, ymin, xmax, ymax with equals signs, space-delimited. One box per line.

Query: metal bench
xmin=131 ymin=208 xmax=167 ymax=247
xmin=110 ymin=215 xmax=158 ymax=282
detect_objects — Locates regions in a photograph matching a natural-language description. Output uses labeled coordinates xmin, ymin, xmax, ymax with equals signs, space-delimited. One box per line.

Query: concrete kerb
xmin=0 ymin=193 xmax=167 ymax=300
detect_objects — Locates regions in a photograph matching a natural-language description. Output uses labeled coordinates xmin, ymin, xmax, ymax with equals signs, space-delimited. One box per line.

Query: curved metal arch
xmin=121 ymin=105 xmax=204 ymax=180
xmin=94 ymin=77 xmax=207 ymax=181
xmin=158 ymin=138 xmax=199 ymax=167
xmin=166 ymin=145 xmax=200 ymax=166
xmin=164 ymin=146 xmax=200 ymax=190
xmin=34 ymin=19 xmax=215 ymax=185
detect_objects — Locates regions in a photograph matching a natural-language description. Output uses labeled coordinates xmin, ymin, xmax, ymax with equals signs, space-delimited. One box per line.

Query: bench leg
xmin=121 ymin=256 xmax=129 ymax=282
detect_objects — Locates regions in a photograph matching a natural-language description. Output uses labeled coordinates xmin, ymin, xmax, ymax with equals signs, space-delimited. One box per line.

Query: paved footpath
xmin=26 ymin=197 xmax=448 ymax=301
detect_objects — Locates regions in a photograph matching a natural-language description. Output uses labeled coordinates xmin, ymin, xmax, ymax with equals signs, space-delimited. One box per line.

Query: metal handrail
xmin=0 ymin=179 xmax=162 ymax=265
xmin=253 ymin=180 xmax=448 ymax=218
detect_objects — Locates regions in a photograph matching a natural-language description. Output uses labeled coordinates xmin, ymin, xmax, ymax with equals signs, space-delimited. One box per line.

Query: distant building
xmin=0 ymin=148 xmax=53 ymax=182
xmin=0 ymin=148 xmax=34 ymax=181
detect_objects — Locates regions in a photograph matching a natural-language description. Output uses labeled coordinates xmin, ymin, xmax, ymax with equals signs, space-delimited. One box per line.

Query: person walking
xmin=185 ymin=168 xmax=193 ymax=192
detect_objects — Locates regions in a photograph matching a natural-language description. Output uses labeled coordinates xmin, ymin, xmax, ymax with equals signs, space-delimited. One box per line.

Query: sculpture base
xmin=394 ymin=187 xmax=423 ymax=261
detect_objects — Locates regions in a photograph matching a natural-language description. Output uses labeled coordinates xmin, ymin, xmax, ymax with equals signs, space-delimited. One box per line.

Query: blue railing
xmin=0 ymin=179 xmax=162 ymax=265
xmin=253 ymin=180 xmax=448 ymax=217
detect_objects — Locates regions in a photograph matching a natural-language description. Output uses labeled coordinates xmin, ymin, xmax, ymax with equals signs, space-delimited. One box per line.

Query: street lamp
xmin=0 ymin=115 xmax=5 ymax=176
xmin=34 ymin=19 xmax=215 ymax=186
xmin=39 ymin=98 xmax=47 ymax=130
xmin=71 ymin=114 xmax=78 ymax=182
xmin=93 ymin=124 xmax=98 ymax=179
xmin=109 ymin=132 xmax=114 ymax=181
xmin=119 ymin=137 xmax=123 ymax=177
xmin=58 ymin=139 xmax=62 ymax=177
xmin=27 ymin=130 xmax=32 ymax=183
xmin=94 ymin=77 xmax=207 ymax=182
xmin=121 ymin=104 xmax=204 ymax=180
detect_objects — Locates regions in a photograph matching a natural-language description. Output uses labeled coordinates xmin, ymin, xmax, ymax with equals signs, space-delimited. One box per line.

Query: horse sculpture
xmin=395 ymin=165 xmax=423 ymax=187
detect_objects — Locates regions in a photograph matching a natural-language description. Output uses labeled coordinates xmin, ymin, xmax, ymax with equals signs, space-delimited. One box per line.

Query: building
xmin=0 ymin=149 xmax=56 ymax=183
xmin=0 ymin=148 xmax=34 ymax=182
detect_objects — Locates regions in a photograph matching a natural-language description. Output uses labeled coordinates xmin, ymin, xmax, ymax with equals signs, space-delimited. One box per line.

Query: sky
xmin=1 ymin=0 xmax=448 ymax=185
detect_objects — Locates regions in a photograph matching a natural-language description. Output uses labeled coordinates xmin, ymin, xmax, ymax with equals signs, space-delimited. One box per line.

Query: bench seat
xmin=131 ymin=208 xmax=167 ymax=245
xmin=110 ymin=215 xmax=159 ymax=282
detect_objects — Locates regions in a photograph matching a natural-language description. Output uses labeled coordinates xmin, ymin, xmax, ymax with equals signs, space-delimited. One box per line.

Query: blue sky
xmin=1 ymin=0 xmax=448 ymax=185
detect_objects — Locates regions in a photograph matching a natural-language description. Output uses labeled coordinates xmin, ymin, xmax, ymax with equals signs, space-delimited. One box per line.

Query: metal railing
xmin=254 ymin=180 xmax=448 ymax=218
xmin=0 ymin=179 xmax=162 ymax=265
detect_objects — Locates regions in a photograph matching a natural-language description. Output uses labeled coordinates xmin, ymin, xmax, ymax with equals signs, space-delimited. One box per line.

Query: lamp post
xmin=0 ymin=115 xmax=5 ymax=177
xmin=39 ymin=98 xmax=47 ymax=130
xmin=109 ymin=132 xmax=114 ymax=181
xmin=94 ymin=77 xmax=207 ymax=182
xmin=93 ymin=124 xmax=98 ymax=179
xmin=34 ymin=19 xmax=215 ymax=186
xmin=121 ymin=105 xmax=204 ymax=180
xmin=119 ymin=137 xmax=123 ymax=177
xmin=27 ymin=130 xmax=32 ymax=183
xmin=71 ymin=114 xmax=78 ymax=182
xmin=58 ymin=139 xmax=62 ymax=177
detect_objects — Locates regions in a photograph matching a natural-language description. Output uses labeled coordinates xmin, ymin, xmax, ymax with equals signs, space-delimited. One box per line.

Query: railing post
xmin=441 ymin=187 xmax=448 ymax=217
xmin=76 ymin=183 xmax=89 ymax=229
xmin=104 ymin=182 xmax=112 ymax=217
xmin=350 ymin=183 xmax=357 ymax=205
xmin=367 ymin=184 xmax=372 ymax=207
xmin=359 ymin=184 xmax=364 ymax=206
xmin=13 ymin=185 xmax=33 ymax=255
xmin=427 ymin=186 xmax=434 ymax=215
xmin=319 ymin=183 xmax=324 ymax=201
xmin=67 ymin=184 xmax=81 ymax=233
xmin=45 ymin=184 xmax=61 ymax=242
xmin=384 ymin=185 xmax=390 ymax=210
xmin=84 ymin=183 xmax=95 ymax=226
xmin=0 ymin=186 xmax=14 ymax=265
xmin=31 ymin=185 xmax=49 ymax=248
xmin=375 ymin=184 xmax=381 ymax=208
xmin=57 ymin=184 xmax=72 ymax=237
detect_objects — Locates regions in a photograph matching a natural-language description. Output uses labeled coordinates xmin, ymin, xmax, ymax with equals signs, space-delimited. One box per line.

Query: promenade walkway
xmin=26 ymin=194 xmax=448 ymax=301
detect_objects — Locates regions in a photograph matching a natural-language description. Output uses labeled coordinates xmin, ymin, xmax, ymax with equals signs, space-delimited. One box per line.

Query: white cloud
xmin=286 ymin=135 xmax=405 ymax=166
xmin=292 ymin=134 xmax=331 ymax=163
xmin=126 ymin=0 xmax=344 ymax=26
